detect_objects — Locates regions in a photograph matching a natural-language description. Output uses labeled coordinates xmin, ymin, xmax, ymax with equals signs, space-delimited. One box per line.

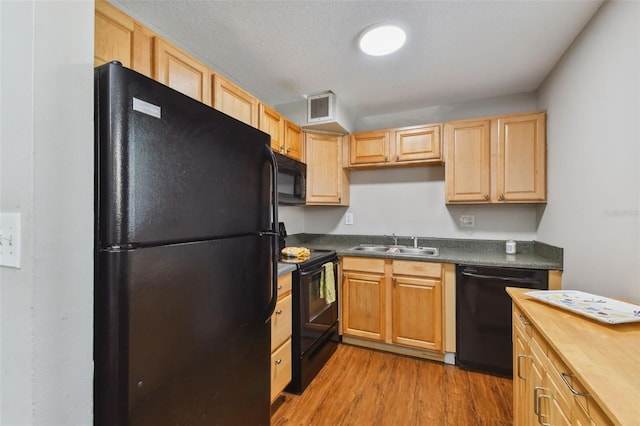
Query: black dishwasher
xmin=456 ymin=265 xmax=548 ymax=377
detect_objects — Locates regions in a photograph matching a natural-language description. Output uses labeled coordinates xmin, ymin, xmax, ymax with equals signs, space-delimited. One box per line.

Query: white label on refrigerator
xmin=133 ymin=98 xmax=161 ymax=119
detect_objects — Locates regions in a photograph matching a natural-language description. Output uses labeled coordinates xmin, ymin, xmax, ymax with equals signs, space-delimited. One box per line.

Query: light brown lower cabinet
xmin=271 ymin=273 xmax=292 ymax=403
xmin=391 ymin=261 xmax=443 ymax=351
xmin=341 ymin=257 xmax=444 ymax=354
xmin=512 ymin=305 xmax=613 ymax=426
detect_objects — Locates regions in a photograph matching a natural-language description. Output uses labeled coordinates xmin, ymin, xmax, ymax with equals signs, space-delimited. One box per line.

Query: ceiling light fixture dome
xmin=359 ymin=24 xmax=406 ymax=56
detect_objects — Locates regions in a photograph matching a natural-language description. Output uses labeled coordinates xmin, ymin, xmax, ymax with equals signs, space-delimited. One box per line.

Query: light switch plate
xmin=0 ymin=213 xmax=21 ymax=268
xmin=345 ymin=212 xmax=354 ymax=225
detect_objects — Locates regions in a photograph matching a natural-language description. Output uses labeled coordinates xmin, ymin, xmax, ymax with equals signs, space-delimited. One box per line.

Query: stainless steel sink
xmin=349 ymin=245 xmax=389 ymax=252
xmin=348 ymin=245 xmax=439 ymax=256
xmin=397 ymin=247 xmax=439 ymax=256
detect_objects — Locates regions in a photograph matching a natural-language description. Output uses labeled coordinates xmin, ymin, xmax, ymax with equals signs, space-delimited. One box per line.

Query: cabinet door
xmin=155 ymin=38 xmax=211 ymax=104
xmin=342 ymin=271 xmax=385 ymax=341
xmin=306 ymin=132 xmax=343 ymax=205
xmin=131 ymin=22 xmax=155 ymax=78
xmin=513 ymin=323 xmax=530 ymax=426
xmin=350 ymin=131 xmax=390 ymax=165
xmin=528 ymin=338 xmax=548 ymax=426
xmin=259 ymin=104 xmax=284 ymax=154
xmin=94 ymin=0 xmax=134 ymax=67
xmin=212 ymin=74 xmax=258 ymax=127
xmin=284 ymin=121 xmax=303 ymax=160
xmin=394 ymin=124 xmax=442 ymax=163
xmin=445 ymin=119 xmax=491 ymax=203
xmin=391 ymin=276 xmax=442 ymax=351
xmin=496 ymin=112 xmax=546 ymax=202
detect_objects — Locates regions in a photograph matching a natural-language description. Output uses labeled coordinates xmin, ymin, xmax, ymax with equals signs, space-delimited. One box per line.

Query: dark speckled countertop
xmin=278 ymin=263 xmax=297 ymax=276
xmin=284 ymin=234 xmax=563 ymax=270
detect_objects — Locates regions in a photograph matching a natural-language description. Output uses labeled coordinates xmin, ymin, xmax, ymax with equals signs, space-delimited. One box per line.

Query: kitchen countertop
xmin=285 ymin=234 xmax=563 ymax=270
xmin=278 ymin=263 xmax=297 ymax=276
xmin=508 ymin=287 xmax=640 ymax=425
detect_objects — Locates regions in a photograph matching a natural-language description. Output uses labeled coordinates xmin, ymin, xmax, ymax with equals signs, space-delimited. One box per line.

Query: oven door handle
xmin=299 ymin=262 xmax=336 ymax=277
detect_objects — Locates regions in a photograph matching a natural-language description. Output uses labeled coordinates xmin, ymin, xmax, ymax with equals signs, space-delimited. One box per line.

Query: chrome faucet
xmin=390 ymin=233 xmax=398 ymax=246
xmin=411 ymin=236 xmax=419 ymax=248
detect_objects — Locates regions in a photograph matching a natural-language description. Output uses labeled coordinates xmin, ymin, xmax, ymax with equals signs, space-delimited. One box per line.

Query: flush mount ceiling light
xmin=358 ymin=24 xmax=406 ymax=56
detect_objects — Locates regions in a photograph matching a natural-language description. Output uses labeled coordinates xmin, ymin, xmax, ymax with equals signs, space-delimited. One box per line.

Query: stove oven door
xmin=299 ymin=260 xmax=338 ymax=354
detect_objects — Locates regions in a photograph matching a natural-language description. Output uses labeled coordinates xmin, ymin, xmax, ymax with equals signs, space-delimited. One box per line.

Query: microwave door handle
xmin=264 ymin=145 xmax=279 ymax=321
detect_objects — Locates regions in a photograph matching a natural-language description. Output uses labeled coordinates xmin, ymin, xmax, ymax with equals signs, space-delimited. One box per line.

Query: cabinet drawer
xmin=277 ymin=273 xmax=292 ymax=297
xmin=270 ymin=338 xmax=292 ymax=402
xmin=342 ymin=256 xmax=385 ymax=273
xmin=548 ymin=350 xmax=612 ymax=425
xmin=513 ymin=306 xmax=530 ymax=337
xmin=392 ymin=260 xmax=441 ymax=278
xmin=271 ymin=293 xmax=292 ymax=351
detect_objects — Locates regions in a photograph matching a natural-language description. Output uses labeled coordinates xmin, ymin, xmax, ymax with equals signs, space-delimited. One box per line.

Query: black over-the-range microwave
xmin=273 ymin=151 xmax=306 ymax=205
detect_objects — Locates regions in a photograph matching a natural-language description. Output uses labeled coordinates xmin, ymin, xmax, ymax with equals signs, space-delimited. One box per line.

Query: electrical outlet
xmin=345 ymin=212 xmax=354 ymax=225
xmin=459 ymin=215 xmax=475 ymax=227
xmin=0 ymin=213 xmax=21 ymax=268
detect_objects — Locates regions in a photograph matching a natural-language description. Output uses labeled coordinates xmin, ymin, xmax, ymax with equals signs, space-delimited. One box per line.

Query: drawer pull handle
xmin=518 ymin=314 xmax=531 ymax=326
xmin=275 ymin=359 xmax=282 ymax=365
xmin=533 ymin=386 xmax=546 ymax=415
xmin=275 ymin=309 xmax=283 ymax=315
xmin=516 ymin=354 xmax=527 ymax=380
xmin=277 ymin=285 xmax=283 ymax=291
xmin=537 ymin=394 xmax=551 ymax=426
xmin=560 ymin=372 xmax=587 ymax=396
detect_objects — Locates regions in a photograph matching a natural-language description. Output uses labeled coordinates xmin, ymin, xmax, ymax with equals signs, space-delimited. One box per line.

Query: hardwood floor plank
xmin=271 ymin=344 xmax=513 ymax=425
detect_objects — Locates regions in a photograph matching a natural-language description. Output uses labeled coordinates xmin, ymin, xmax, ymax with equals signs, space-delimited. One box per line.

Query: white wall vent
xmin=307 ymin=92 xmax=335 ymax=123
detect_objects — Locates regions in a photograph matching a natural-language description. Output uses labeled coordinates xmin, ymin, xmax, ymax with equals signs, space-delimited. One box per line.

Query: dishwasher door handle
xmin=460 ymin=271 xmax=543 ymax=285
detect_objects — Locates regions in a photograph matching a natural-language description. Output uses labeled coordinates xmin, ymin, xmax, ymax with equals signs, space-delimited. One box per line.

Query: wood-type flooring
xmin=271 ymin=343 xmax=512 ymax=426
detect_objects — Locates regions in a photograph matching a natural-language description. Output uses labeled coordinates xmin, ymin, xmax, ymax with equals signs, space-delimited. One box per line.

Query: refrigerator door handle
xmin=265 ymin=145 xmax=279 ymax=321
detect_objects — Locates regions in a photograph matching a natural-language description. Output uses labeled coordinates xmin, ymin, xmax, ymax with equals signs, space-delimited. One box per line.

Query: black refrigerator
xmin=94 ymin=62 xmax=278 ymax=426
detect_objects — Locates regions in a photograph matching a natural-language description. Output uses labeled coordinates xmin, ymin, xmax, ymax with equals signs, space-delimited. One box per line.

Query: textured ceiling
xmin=111 ymin=0 xmax=604 ymax=120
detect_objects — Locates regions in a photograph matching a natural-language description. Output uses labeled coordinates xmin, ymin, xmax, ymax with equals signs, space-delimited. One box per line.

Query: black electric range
xmin=279 ymin=244 xmax=339 ymax=394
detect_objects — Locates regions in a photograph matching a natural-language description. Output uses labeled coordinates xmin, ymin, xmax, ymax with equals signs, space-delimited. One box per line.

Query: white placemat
xmin=524 ymin=290 xmax=640 ymax=325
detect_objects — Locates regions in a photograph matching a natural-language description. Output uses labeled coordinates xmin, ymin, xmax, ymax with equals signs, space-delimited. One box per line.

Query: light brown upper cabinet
xmin=350 ymin=130 xmax=390 ymax=165
xmin=94 ymin=0 xmax=134 ymax=68
xmin=445 ymin=111 xmax=546 ymax=204
xmin=212 ymin=74 xmax=258 ymax=127
xmin=260 ymin=104 xmax=303 ymax=161
xmin=444 ymin=119 xmax=492 ymax=203
xmin=259 ymin=104 xmax=285 ymax=156
xmin=305 ymin=132 xmax=349 ymax=206
xmin=155 ymin=38 xmax=211 ymax=104
xmin=283 ymin=121 xmax=303 ymax=161
xmin=131 ymin=22 xmax=155 ymax=78
xmin=394 ymin=124 xmax=442 ymax=163
xmin=349 ymin=124 xmax=442 ymax=168
xmin=94 ymin=1 xmax=156 ymax=78
xmin=496 ymin=112 xmax=546 ymax=202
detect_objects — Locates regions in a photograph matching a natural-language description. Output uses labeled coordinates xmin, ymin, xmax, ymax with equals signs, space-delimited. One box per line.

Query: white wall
xmin=0 ymin=1 xmax=94 ymax=425
xmin=537 ymin=0 xmax=639 ymax=301
xmin=303 ymin=167 xmax=538 ymax=240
